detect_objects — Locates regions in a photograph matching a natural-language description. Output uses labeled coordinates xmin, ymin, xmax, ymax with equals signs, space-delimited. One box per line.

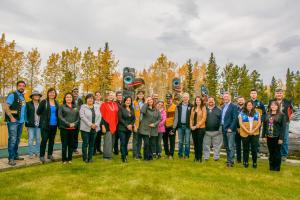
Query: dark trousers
xmin=141 ymin=135 xmax=155 ymax=160
xmin=267 ymin=137 xmax=282 ymax=171
xmin=132 ymin=132 xmax=142 ymax=158
xmin=235 ymin=131 xmax=242 ymax=162
xmin=119 ymin=131 xmax=132 ymax=159
xmin=192 ymin=128 xmax=205 ymax=161
xmin=81 ymin=131 xmax=96 ymax=161
xmin=163 ymin=127 xmax=176 ymax=157
xmin=242 ymin=135 xmax=259 ymax=164
xmin=94 ymin=131 xmax=102 ymax=154
xmin=73 ymin=129 xmax=79 ymax=151
xmin=60 ymin=129 xmax=75 ymax=162
xmin=40 ymin=125 xmax=57 ymax=157
xmin=113 ymin=130 xmax=120 ymax=155
xmin=153 ymin=133 xmax=163 ymax=155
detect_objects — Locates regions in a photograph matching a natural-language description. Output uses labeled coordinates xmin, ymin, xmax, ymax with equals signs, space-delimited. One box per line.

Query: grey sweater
xmin=80 ymin=104 xmax=102 ymax=133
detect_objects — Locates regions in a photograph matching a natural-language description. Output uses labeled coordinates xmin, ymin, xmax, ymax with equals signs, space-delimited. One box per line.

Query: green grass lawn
xmin=0 ymin=154 xmax=300 ymax=200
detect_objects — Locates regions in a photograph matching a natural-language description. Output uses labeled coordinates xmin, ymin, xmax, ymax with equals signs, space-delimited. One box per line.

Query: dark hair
xmin=116 ymin=91 xmax=123 ymax=96
xmin=242 ymin=100 xmax=256 ymax=117
xmin=16 ymin=80 xmax=26 ymax=87
xmin=63 ymin=92 xmax=75 ymax=105
xmin=237 ymin=96 xmax=244 ymax=100
xmin=95 ymin=91 xmax=101 ymax=96
xmin=72 ymin=88 xmax=79 ymax=92
xmin=135 ymin=91 xmax=145 ymax=102
xmin=250 ymin=89 xmax=257 ymax=93
xmin=85 ymin=93 xmax=94 ymax=103
xmin=47 ymin=88 xmax=57 ymax=99
xmin=123 ymin=96 xmax=133 ymax=109
xmin=207 ymin=96 xmax=215 ymax=101
xmin=193 ymin=96 xmax=204 ymax=109
xmin=268 ymin=100 xmax=281 ymax=115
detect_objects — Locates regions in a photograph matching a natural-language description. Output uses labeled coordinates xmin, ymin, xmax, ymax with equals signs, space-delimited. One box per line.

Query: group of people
xmin=4 ymin=81 xmax=294 ymax=172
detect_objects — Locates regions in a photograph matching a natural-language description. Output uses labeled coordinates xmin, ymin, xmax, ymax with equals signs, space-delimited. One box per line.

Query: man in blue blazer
xmin=221 ymin=92 xmax=238 ymax=167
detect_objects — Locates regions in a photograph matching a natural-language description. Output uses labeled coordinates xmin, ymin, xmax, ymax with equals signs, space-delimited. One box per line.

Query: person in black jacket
xmin=263 ymin=100 xmax=286 ymax=171
xmin=72 ymin=88 xmax=83 ymax=154
xmin=117 ymin=96 xmax=135 ymax=162
xmin=268 ymin=88 xmax=294 ymax=161
xmin=37 ymin=88 xmax=59 ymax=163
xmin=25 ymin=91 xmax=42 ymax=158
xmin=58 ymin=93 xmax=80 ymax=164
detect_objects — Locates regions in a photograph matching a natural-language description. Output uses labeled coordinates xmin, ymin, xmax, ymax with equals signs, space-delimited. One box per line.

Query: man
xmin=163 ymin=93 xmax=177 ymax=159
xmin=4 ymin=81 xmax=27 ymax=166
xmin=94 ymin=91 xmax=103 ymax=155
xmin=269 ymin=89 xmax=294 ymax=161
xmin=250 ymin=89 xmax=266 ymax=157
xmin=173 ymin=93 xmax=193 ymax=159
xmin=203 ymin=97 xmax=222 ymax=161
xmin=221 ymin=92 xmax=238 ymax=167
xmin=235 ymin=96 xmax=245 ymax=163
xmin=114 ymin=91 xmax=123 ymax=155
xmin=72 ymin=88 xmax=83 ymax=154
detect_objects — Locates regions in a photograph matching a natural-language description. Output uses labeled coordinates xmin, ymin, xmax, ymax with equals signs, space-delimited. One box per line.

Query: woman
xmin=25 ymin=91 xmax=42 ymax=158
xmin=58 ymin=93 xmax=80 ymax=164
xmin=118 ymin=96 xmax=135 ymax=163
xmin=132 ymin=90 xmax=145 ymax=159
xmin=263 ymin=101 xmax=286 ymax=171
xmin=155 ymin=100 xmax=166 ymax=159
xmin=94 ymin=91 xmax=103 ymax=155
xmin=138 ymin=96 xmax=161 ymax=161
xmin=80 ymin=94 xmax=101 ymax=163
xmin=239 ymin=100 xmax=261 ymax=168
xmin=190 ymin=96 xmax=207 ymax=162
xmin=37 ymin=88 xmax=59 ymax=163
xmin=100 ymin=91 xmax=119 ymax=160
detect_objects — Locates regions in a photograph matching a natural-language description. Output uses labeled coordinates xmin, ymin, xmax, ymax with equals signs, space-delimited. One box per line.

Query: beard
xmin=17 ymin=89 xmax=24 ymax=93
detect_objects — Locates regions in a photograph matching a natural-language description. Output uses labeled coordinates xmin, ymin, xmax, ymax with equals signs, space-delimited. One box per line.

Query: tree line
xmin=0 ymin=33 xmax=299 ymax=105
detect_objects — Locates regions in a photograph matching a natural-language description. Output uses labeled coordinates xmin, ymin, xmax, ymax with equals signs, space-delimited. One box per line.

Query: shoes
xmin=281 ymin=157 xmax=287 ymax=162
xmin=40 ymin=157 xmax=46 ymax=164
xmin=253 ymin=163 xmax=257 ymax=169
xmin=227 ymin=162 xmax=234 ymax=167
xmin=74 ymin=150 xmax=79 ymax=154
xmin=244 ymin=162 xmax=249 ymax=168
xmin=168 ymin=155 xmax=173 ymax=160
xmin=14 ymin=157 xmax=24 ymax=160
xmin=47 ymin=155 xmax=55 ymax=161
xmin=8 ymin=159 xmax=16 ymax=166
xmin=63 ymin=161 xmax=67 ymax=164
xmin=68 ymin=161 xmax=72 ymax=164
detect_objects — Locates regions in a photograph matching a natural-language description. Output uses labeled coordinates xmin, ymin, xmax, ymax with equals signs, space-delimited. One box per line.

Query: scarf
xmin=100 ymin=101 xmax=119 ymax=134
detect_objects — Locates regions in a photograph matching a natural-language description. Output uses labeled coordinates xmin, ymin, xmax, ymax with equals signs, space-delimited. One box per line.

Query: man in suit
xmin=221 ymin=92 xmax=238 ymax=167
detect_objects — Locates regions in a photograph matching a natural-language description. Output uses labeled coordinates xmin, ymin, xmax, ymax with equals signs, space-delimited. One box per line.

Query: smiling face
xmin=65 ymin=94 xmax=73 ymax=104
xmin=223 ymin=93 xmax=231 ymax=104
xmin=207 ymin=97 xmax=215 ymax=107
xmin=125 ymin=97 xmax=132 ymax=107
xmin=270 ymin=101 xmax=279 ymax=112
xmin=17 ymin=82 xmax=26 ymax=93
xmin=237 ymin=97 xmax=245 ymax=106
xmin=48 ymin=90 xmax=56 ymax=100
xmin=32 ymin=95 xmax=40 ymax=101
xmin=107 ymin=92 xmax=114 ymax=101
xmin=86 ymin=97 xmax=94 ymax=106
xmin=250 ymin=91 xmax=257 ymax=100
xmin=147 ymin=97 xmax=154 ymax=107
xmin=246 ymin=101 xmax=254 ymax=112
xmin=95 ymin=92 xmax=101 ymax=101
xmin=137 ymin=92 xmax=144 ymax=100
xmin=117 ymin=93 xmax=123 ymax=102
xmin=182 ymin=93 xmax=189 ymax=104
xmin=275 ymin=91 xmax=284 ymax=100
xmin=195 ymin=97 xmax=201 ymax=106
xmin=72 ymin=89 xmax=79 ymax=99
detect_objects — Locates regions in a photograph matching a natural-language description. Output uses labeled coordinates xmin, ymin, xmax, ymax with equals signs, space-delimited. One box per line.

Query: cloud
xmin=276 ymin=35 xmax=300 ymax=52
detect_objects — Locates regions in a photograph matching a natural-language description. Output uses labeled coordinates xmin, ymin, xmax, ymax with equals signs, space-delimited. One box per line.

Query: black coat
xmin=37 ymin=99 xmax=59 ymax=130
xmin=117 ymin=106 xmax=135 ymax=133
xmin=25 ymin=101 xmax=40 ymax=128
xmin=262 ymin=113 xmax=286 ymax=140
xmin=58 ymin=104 xmax=80 ymax=129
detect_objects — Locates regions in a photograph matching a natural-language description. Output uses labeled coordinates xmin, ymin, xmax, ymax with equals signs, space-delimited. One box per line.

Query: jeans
xmin=119 ymin=131 xmax=132 ymax=159
xmin=27 ymin=127 xmax=41 ymax=156
xmin=7 ymin=122 xmax=24 ymax=160
xmin=153 ymin=133 xmax=163 ymax=155
xmin=281 ymin=123 xmax=290 ymax=157
xmin=178 ymin=125 xmax=191 ymax=158
xmin=235 ymin=131 xmax=242 ymax=162
xmin=223 ymin=128 xmax=236 ymax=164
xmin=203 ymin=131 xmax=223 ymax=160
xmin=60 ymin=129 xmax=75 ymax=162
xmin=81 ymin=131 xmax=96 ymax=161
xmin=268 ymin=137 xmax=282 ymax=171
xmin=241 ymin=135 xmax=259 ymax=164
xmin=132 ymin=131 xmax=142 ymax=158
xmin=163 ymin=127 xmax=176 ymax=157
xmin=40 ymin=125 xmax=57 ymax=157
xmin=192 ymin=128 xmax=205 ymax=161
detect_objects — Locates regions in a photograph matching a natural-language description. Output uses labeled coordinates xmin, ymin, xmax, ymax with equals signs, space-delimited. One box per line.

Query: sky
xmin=1 ymin=0 xmax=300 ymax=83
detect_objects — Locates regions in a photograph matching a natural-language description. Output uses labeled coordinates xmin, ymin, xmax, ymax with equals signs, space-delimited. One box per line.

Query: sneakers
xmin=47 ymin=155 xmax=55 ymax=162
xmin=8 ymin=159 xmax=16 ymax=166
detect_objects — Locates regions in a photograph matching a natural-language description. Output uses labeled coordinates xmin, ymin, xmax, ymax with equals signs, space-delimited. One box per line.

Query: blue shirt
xmin=49 ymin=105 xmax=57 ymax=126
xmin=221 ymin=103 xmax=230 ymax=125
xmin=6 ymin=91 xmax=26 ymax=123
xmin=181 ymin=104 xmax=188 ymax=123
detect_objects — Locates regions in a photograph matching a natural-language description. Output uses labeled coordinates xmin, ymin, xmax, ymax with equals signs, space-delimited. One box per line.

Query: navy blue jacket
xmin=221 ymin=103 xmax=238 ymax=132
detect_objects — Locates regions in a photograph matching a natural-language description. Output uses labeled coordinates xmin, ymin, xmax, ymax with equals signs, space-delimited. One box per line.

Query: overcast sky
xmin=1 ymin=0 xmax=300 ymax=83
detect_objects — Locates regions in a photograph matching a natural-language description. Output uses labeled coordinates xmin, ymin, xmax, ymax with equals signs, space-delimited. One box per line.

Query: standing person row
xmin=58 ymin=93 xmax=80 ymax=164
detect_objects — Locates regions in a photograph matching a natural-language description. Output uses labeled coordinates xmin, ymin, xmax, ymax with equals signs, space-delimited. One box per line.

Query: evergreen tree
xmin=206 ymin=53 xmax=218 ymax=98
xmin=270 ymin=76 xmax=278 ymax=98
xmin=185 ymin=59 xmax=195 ymax=100
xmin=285 ymin=68 xmax=295 ymax=102
xmin=238 ymin=64 xmax=252 ymax=98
